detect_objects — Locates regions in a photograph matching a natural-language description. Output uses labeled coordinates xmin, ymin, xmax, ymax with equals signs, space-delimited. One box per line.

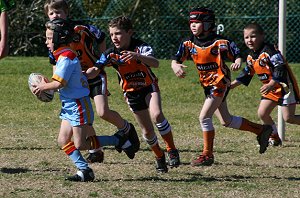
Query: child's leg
xmin=148 ymin=91 xmax=180 ymax=168
xmin=148 ymin=92 xmax=177 ymax=152
xmin=59 ymin=120 xmax=94 ymax=182
xmin=215 ymin=100 xmax=272 ymax=153
xmin=133 ymin=109 xmax=168 ymax=173
xmin=282 ymin=104 xmax=300 ymax=124
xmin=191 ymin=96 xmax=223 ymax=166
xmin=257 ymin=99 xmax=282 ymax=146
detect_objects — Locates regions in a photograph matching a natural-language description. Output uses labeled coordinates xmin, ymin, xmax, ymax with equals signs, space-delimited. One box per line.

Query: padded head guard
xmin=46 ymin=18 xmax=74 ymax=50
xmin=189 ymin=7 xmax=215 ymax=31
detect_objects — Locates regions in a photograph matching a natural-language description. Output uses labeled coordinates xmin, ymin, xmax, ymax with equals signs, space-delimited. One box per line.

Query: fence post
xmin=278 ymin=0 xmax=286 ymax=141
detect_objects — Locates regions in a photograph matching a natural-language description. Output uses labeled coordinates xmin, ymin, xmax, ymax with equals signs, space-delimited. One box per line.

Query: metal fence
xmin=8 ymin=0 xmax=300 ymax=62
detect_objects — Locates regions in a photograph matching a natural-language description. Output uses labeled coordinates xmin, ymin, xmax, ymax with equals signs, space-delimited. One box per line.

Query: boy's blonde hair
xmin=44 ymin=0 xmax=69 ymax=16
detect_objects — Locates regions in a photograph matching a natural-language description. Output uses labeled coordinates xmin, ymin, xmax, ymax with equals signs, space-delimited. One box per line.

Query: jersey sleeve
xmin=138 ymin=44 xmax=154 ymax=57
xmin=52 ymin=57 xmax=75 ymax=86
xmin=172 ymin=40 xmax=190 ymax=63
xmin=87 ymin=24 xmax=106 ymax=44
xmin=269 ymin=52 xmax=287 ymax=83
xmin=235 ymin=64 xmax=255 ymax=86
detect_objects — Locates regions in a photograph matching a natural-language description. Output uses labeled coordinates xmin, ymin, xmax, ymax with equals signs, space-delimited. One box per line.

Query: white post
xmin=278 ymin=0 xmax=286 ymax=141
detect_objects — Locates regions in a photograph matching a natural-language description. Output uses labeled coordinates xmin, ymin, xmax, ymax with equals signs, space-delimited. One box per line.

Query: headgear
xmin=46 ymin=18 xmax=74 ymax=50
xmin=189 ymin=7 xmax=215 ymax=31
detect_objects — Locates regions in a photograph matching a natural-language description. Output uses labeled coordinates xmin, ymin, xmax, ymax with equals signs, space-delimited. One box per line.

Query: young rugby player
xmin=171 ymin=7 xmax=273 ymax=166
xmin=231 ymin=22 xmax=300 ymax=146
xmin=88 ymin=16 xmax=180 ymax=173
xmin=43 ymin=0 xmax=140 ymax=162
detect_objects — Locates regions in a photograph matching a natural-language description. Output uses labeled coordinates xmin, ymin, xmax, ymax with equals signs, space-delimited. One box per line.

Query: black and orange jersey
xmin=95 ymin=38 xmax=158 ymax=92
xmin=49 ymin=22 xmax=105 ymax=72
xmin=172 ymin=33 xmax=240 ymax=87
xmin=236 ymin=43 xmax=300 ymax=103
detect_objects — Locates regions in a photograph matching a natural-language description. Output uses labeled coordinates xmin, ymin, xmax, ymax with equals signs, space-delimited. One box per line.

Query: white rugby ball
xmin=28 ymin=73 xmax=54 ymax=102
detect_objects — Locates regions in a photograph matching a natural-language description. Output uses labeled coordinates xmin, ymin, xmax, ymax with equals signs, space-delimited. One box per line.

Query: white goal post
xmin=278 ymin=0 xmax=286 ymax=141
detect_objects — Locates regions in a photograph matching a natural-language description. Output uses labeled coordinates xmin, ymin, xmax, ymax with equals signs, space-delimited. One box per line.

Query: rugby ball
xmin=28 ymin=73 xmax=54 ymax=102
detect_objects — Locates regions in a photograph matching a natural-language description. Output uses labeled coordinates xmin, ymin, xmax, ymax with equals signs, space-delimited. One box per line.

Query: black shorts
xmin=124 ymin=84 xmax=159 ymax=112
xmin=88 ymin=71 xmax=110 ymax=99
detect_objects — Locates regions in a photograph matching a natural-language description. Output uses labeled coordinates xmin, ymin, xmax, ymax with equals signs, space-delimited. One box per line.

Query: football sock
xmin=119 ymin=120 xmax=130 ymax=134
xmin=95 ymin=136 xmax=132 ymax=148
xmin=156 ymin=119 xmax=176 ymax=151
xmin=143 ymin=134 xmax=164 ymax=158
xmin=87 ymin=135 xmax=102 ymax=153
xmin=62 ymin=141 xmax=89 ymax=170
xmin=161 ymin=131 xmax=176 ymax=151
xmin=202 ymin=130 xmax=215 ymax=157
xmin=239 ymin=118 xmax=263 ymax=135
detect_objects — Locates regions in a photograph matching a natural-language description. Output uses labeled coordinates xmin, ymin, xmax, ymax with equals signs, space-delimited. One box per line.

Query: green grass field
xmin=0 ymin=57 xmax=300 ymax=198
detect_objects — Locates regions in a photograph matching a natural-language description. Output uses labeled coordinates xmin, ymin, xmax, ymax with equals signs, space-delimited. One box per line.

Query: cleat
xmin=86 ymin=150 xmax=104 ymax=163
xmin=191 ymin=154 xmax=214 ymax=166
xmin=257 ymin=125 xmax=272 ymax=154
xmin=269 ymin=133 xmax=282 ymax=146
xmin=156 ymin=153 xmax=168 ymax=173
xmin=167 ymin=149 xmax=180 ymax=168
xmin=65 ymin=168 xmax=94 ymax=182
xmin=114 ymin=130 xmax=136 ymax=159
xmin=128 ymin=123 xmax=140 ymax=153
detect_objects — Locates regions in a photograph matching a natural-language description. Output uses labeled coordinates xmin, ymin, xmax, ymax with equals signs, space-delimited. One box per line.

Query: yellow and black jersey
xmin=95 ymin=38 xmax=158 ymax=92
xmin=172 ymin=33 xmax=240 ymax=87
xmin=236 ymin=43 xmax=300 ymax=103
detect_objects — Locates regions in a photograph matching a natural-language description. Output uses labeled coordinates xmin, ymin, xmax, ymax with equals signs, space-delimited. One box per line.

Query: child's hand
xmin=171 ymin=61 xmax=187 ymax=78
xmin=85 ymin=67 xmax=100 ymax=79
xmin=120 ymin=51 xmax=138 ymax=62
xmin=260 ymin=84 xmax=273 ymax=94
xmin=230 ymin=62 xmax=241 ymax=71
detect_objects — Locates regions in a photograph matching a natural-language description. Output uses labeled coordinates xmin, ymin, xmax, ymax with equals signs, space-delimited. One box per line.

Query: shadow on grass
xmin=1 ymin=167 xmax=30 ymax=174
xmin=0 ymin=146 xmax=53 ymax=150
xmin=93 ymin=173 xmax=300 ymax=183
xmin=1 ymin=167 xmax=62 ymax=174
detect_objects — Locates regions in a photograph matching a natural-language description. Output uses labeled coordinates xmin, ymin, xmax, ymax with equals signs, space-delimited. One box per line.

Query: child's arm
xmin=85 ymin=66 xmax=100 ymax=79
xmin=230 ymin=80 xmax=242 ymax=89
xmin=230 ymin=57 xmax=242 ymax=71
xmin=32 ymin=80 xmax=63 ymax=96
xmin=120 ymin=51 xmax=159 ymax=68
xmin=171 ymin=60 xmax=187 ymax=78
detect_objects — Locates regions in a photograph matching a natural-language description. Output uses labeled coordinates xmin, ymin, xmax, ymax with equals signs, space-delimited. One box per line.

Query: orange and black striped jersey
xmin=95 ymin=38 xmax=158 ymax=92
xmin=236 ymin=43 xmax=300 ymax=102
xmin=172 ymin=33 xmax=240 ymax=87
xmin=49 ymin=22 xmax=105 ymax=72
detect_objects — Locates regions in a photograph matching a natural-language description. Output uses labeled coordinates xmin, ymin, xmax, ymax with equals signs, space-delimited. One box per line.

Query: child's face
xmin=45 ymin=29 xmax=54 ymax=52
xmin=190 ymin=22 xmax=203 ymax=37
xmin=243 ymin=28 xmax=264 ymax=51
xmin=47 ymin=8 xmax=67 ymax=20
xmin=109 ymin=26 xmax=133 ymax=50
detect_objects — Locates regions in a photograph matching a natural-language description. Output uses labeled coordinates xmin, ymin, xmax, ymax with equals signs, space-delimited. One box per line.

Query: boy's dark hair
xmin=244 ymin=22 xmax=264 ymax=35
xmin=45 ymin=18 xmax=74 ymax=49
xmin=44 ymin=0 xmax=69 ymax=16
xmin=108 ymin=16 xmax=133 ymax=32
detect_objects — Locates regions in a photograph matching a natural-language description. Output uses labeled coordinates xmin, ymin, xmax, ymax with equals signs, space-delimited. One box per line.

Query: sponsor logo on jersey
xmin=196 ymin=62 xmax=219 ymax=71
xmin=125 ymin=70 xmax=147 ymax=80
xmin=257 ymin=73 xmax=269 ymax=81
